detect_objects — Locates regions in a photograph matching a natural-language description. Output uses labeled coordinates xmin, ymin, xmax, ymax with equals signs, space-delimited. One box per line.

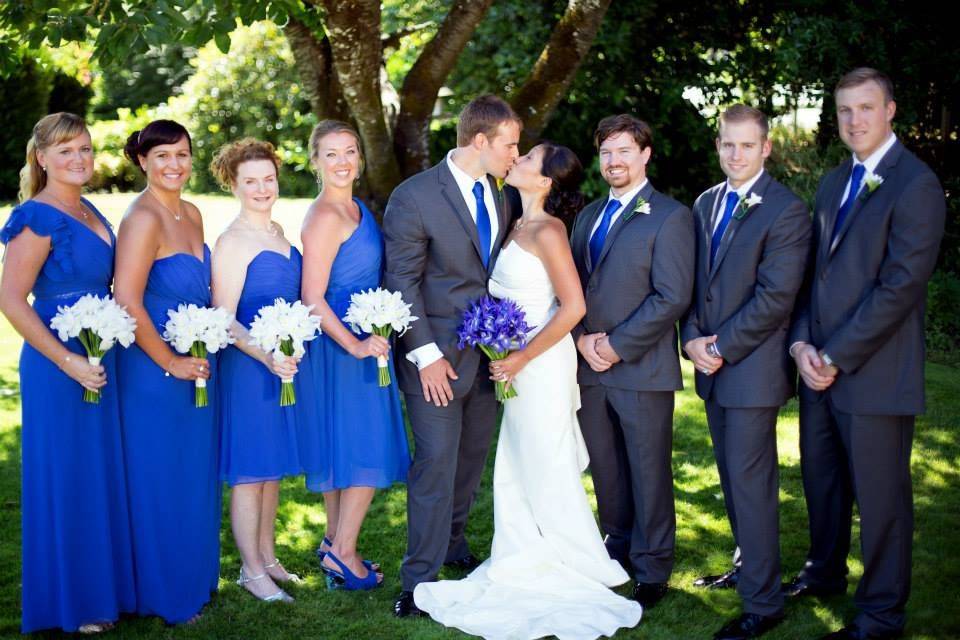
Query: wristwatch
xmin=819 ymin=351 xmax=835 ymax=368
xmin=706 ymin=342 xmax=721 ymax=359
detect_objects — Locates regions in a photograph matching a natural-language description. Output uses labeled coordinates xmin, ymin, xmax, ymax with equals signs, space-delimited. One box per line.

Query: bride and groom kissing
xmin=383 ymin=95 xmax=692 ymax=639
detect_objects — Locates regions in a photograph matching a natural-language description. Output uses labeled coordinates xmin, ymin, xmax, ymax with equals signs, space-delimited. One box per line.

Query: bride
xmin=414 ymin=142 xmax=643 ymax=640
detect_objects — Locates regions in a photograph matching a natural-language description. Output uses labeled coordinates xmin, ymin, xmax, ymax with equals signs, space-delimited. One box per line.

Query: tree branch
xmin=320 ymin=0 xmax=401 ymax=210
xmin=510 ymin=0 xmax=612 ymax=145
xmin=394 ymin=0 xmax=495 ymax=176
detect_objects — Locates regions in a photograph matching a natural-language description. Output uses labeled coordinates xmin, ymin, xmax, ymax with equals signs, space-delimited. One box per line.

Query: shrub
xmin=0 ymin=57 xmax=52 ymax=200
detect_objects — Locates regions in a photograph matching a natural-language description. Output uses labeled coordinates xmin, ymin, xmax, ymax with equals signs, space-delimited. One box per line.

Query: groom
xmin=570 ymin=114 xmax=694 ymax=609
xmin=383 ymin=95 xmax=521 ymax=617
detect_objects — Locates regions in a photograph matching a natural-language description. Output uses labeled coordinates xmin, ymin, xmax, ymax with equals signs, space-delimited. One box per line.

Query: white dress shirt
xmin=840 ymin=132 xmax=897 ymax=203
xmin=589 ymin=179 xmax=648 ymax=238
xmin=712 ymin=168 xmax=765 ymax=233
xmin=406 ymin=150 xmax=502 ymax=370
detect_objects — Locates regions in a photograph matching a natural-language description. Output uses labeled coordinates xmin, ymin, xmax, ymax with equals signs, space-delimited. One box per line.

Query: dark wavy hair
xmin=123 ymin=119 xmax=192 ymax=173
xmin=539 ymin=141 xmax=585 ymax=222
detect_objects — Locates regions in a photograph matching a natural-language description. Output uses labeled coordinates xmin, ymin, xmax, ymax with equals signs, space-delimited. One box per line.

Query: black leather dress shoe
xmin=714 ymin=612 xmax=784 ymax=640
xmin=819 ymin=624 xmax=903 ymax=639
xmin=394 ymin=590 xmax=427 ymax=618
xmin=443 ymin=553 xmax=481 ymax=571
xmin=782 ymin=575 xmax=846 ymax=598
xmin=632 ymin=582 xmax=668 ymax=608
xmin=694 ymin=566 xmax=740 ymax=589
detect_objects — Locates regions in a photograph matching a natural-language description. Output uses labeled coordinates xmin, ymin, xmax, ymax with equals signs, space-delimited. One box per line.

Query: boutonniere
xmin=859 ymin=170 xmax=884 ymax=200
xmin=494 ymin=177 xmax=505 ymax=203
xmin=733 ymin=192 xmax=762 ymax=220
xmin=623 ymin=196 xmax=651 ymax=222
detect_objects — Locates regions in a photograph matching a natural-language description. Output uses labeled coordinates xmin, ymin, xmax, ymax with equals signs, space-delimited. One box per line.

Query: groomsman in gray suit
xmin=383 ymin=95 xmax=520 ymax=617
xmin=785 ymin=68 xmax=945 ymax=639
xmin=570 ymin=114 xmax=694 ymax=609
xmin=682 ymin=104 xmax=811 ymax=640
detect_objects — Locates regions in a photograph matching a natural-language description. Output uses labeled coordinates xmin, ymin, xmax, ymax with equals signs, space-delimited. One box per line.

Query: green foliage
xmin=48 ymin=71 xmax=93 ymax=116
xmin=926 ymin=270 xmax=960 ymax=365
xmin=0 ymin=58 xmax=52 ymax=200
xmin=86 ymin=107 xmax=155 ymax=192
xmin=169 ymin=21 xmax=317 ymax=196
xmin=766 ymin=125 xmax=847 ymax=209
xmin=92 ymin=44 xmax=197 ymax=118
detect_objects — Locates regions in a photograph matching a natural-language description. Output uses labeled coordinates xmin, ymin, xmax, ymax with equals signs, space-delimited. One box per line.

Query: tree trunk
xmin=394 ymin=0 xmax=495 ymax=177
xmin=510 ymin=0 xmax=613 ymax=148
xmin=283 ymin=17 xmax=351 ymax=123
xmin=320 ymin=0 xmax=401 ymax=211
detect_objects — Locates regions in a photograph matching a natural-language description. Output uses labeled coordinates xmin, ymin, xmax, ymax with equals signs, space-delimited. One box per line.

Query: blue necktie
xmin=472 ymin=181 xmax=491 ymax=268
xmin=588 ymin=198 xmax=621 ymax=269
xmin=831 ymin=163 xmax=866 ymax=242
xmin=710 ymin=191 xmax=740 ymax=267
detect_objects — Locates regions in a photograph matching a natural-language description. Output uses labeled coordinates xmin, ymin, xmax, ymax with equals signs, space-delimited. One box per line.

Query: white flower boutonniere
xmin=733 ymin=192 xmax=763 ymax=220
xmin=623 ymin=196 xmax=651 ymax=222
xmin=860 ymin=171 xmax=884 ymax=200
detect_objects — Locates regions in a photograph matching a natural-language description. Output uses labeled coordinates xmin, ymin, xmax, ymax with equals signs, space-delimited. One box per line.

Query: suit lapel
xmin=702 ymin=184 xmax=724 ymax=266
xmin=828 ymin=141 xmax=904 ymax=257
xmin=486 ymin=174 xmax=509 ymax=273
xmin=594 ymin=181 xmax=655 ymax=270
xmin=437 ymin=160 xmax=485 ymax=266
xmin=708 ymin=172 xmax=773 ymax=281
xmin=578 ymin=200 xmax=604 ymax=273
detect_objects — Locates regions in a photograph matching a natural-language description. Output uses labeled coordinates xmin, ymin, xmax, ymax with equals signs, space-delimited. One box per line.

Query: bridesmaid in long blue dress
xmin=300 ymin=121 xmax=410 ymax=590
xmin=210 ymin=138 xmax=313 ymax=602
xmin=0 ymin=113 xmax=135 ymax=634
xmin=113 ymin=120 xmax=220 ymax=624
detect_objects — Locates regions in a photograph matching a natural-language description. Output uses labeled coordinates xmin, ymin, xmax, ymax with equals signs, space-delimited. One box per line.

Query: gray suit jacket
xmin=571 ymin=181 xmax=695 ymax=391
xmin=789 ymin=140 xmax=946 ymax=415
xmin=383 ymin=160 xmax=513 ymax=397
xmin=681 ymin=172 xmax=811 ymax=408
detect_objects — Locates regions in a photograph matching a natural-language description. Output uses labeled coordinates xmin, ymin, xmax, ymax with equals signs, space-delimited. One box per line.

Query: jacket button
xmin=706 ymin=294 xmax=713 ymax=302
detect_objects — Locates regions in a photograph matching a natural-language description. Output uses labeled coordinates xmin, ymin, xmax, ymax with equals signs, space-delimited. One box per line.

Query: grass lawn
xmin=1 ymin=193 xmax=959 ymax=638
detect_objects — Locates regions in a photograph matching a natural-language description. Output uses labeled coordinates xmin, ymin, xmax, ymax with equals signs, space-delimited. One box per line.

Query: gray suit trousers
xmin=399 ymin=361 xmax=497 ymax=591
xmin=799 ymin=390 xmax=914 ymax=636
xmin=705 ymin=401 xmax=783 ymax=616
xmin=578 ymin=385 xmax=675 ymax=583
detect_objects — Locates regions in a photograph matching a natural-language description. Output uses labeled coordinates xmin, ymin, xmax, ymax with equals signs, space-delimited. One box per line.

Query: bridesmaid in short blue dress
xmin=219 ymin=248 xmax=305 ymax=486
xmin=304 ymin=200 xmax=410 ymax=493
xmin=302 ymin=121 xmax=409 ymax=590
xmin=113 ymin=120 xmax=220 ymax=624
xmin=1 ymin=114 xmax=135 ymax=634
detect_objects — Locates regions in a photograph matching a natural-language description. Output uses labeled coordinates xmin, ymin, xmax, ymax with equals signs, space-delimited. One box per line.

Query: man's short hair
xmin=836 ymin=67 xmax=895 ymax=103
xmin=718 ymin=104 xmax=769 ymax=140
xmin=456 ymin=95 xmax=522 ymax=147
xmin=593 ymin=114 xmax=653 ymax=151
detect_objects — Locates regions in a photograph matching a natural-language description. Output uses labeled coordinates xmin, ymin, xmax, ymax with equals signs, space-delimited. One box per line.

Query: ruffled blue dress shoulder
xmin=0 ymin=199 xmax=96 ymax=277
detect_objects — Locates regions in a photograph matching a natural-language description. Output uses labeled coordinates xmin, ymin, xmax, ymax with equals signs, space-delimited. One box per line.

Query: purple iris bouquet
xmin=457 ymin=295 xmax=531 ymax=402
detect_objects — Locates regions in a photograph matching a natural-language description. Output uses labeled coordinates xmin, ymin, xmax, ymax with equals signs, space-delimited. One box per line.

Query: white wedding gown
xmin=414 ymin=242 xmax=643 ymax=640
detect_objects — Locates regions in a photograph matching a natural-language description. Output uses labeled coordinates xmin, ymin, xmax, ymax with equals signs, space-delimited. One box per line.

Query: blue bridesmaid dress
xmin=301 ymin=199 xmax=410 ymax=492
xmin=219 ymin=247 xmax=309 ymax=486
xmin=116 ymin=245 xmax=220 ymax=624
xmin=1 ymin=200 xmax=136 ymax=633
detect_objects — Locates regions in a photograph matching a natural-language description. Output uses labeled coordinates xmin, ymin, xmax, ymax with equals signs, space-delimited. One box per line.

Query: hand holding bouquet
xmin=247 ymin=298 xmax=321 ymax=406
xmin=49 ymin=294 xmax=137 ymax=403
xmin=162 ymin=304 xmax=234 ymax=407
xmin=342 ymin=288 xmax=418 ymax=387
xmin=457 ymin=295 xmax=530 ymax=402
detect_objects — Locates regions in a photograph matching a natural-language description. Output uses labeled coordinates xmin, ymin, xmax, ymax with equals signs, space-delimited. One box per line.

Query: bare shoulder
xmin=181 ymin=197 xmax=202 ymax=217
xmin=531 ymin=217 xmax=571 ymax=252
xmin=118 ymin=194 xmax=162 ymax=235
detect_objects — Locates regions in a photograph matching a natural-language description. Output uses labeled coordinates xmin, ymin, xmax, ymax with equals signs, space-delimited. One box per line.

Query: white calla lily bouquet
xmin=162 ymin=304 xmax=235 ymax=407
xmin=342 ymin=288 xmax=418 ymax=387
xmin=247 ymin=298 xmax=322 ymax=406
xmin=49 ymin=293 xmax=137 ymax=403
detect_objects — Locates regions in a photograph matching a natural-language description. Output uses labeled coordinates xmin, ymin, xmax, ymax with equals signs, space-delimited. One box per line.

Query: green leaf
xmin=214 ymin=30 xmax=230 ymax=53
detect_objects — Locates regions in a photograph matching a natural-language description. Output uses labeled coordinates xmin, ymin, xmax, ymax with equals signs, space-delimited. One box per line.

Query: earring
xmin=315 ymin=172 xmax=322 ymax=186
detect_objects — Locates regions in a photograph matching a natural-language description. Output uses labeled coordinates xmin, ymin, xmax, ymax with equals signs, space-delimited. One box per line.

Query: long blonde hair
xmin=19 ymin=112 xmax=89 ymax=203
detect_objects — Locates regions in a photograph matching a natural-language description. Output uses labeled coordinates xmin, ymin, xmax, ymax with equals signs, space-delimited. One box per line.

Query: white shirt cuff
xmin=788 ymin=341 xmax=806 ymax=357
xmin=406 ymin=342 xmax=443 ymax=370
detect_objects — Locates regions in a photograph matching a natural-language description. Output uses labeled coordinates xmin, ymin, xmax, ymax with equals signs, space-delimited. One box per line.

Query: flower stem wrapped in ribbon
xmin=247 ymin=298 xmax=322 ymax=406
xmin=342 ymin=288 xmax=418 ymax=387
xmin=457 ymin=295 xmax=531 ymax=402
xmin=49 ymin=294 xmax=137 ymax=403
xmin=162 ymin=304 xmax=235 ymax=407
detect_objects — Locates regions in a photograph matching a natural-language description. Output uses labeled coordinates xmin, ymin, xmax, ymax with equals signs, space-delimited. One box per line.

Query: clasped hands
xmin=576 ymin=332 xmax=621 ymax=372
xmin=683 ymin=335 xmax=723 ymax=376
xmin=792 ymin=342 xmax=838 ymax=391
